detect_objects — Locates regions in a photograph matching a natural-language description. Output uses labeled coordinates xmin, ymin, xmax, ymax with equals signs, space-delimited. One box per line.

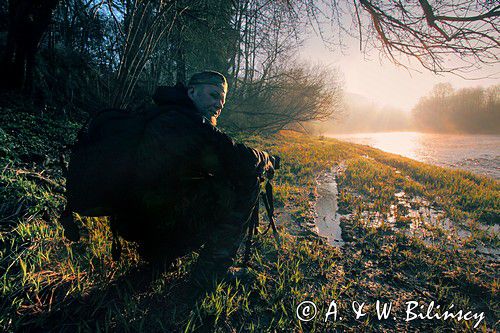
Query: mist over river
xmin=327 ymin=132 xmax=500 ymax=180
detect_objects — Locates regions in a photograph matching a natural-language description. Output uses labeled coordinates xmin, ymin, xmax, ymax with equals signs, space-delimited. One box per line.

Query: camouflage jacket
xmin=135 ymin=84 xmax=274 ymax=191
xmin=66 ymin=85 xmax=273 ymax=218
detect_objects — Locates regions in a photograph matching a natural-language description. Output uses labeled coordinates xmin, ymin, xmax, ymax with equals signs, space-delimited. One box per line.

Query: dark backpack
xmin=66 ymin=109 xmax=144 ymax=216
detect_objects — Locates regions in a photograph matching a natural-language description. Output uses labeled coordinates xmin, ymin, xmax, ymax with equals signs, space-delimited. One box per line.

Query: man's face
xmin=188 ymin=84 xmax=226 ymax=125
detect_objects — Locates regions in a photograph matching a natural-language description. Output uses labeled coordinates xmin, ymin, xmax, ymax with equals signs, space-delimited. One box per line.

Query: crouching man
xmin=61 ymin=71 xmax=278 ymax=287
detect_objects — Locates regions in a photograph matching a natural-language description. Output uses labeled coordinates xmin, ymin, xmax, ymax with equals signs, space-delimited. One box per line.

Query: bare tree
xmin=303 ymin=0 xmax=499 ymax=76
xmin=225 ymin=63 xmax=343 ymax=133
xmin=109 ymin=0 xmax=178 ymax=108
xmin=230 ymin=0 xmax=304 ymax=90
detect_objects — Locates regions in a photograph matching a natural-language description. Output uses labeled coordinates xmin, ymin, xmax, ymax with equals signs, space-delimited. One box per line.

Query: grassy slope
xmin=0 ymin=109 xmax=498 ymax=332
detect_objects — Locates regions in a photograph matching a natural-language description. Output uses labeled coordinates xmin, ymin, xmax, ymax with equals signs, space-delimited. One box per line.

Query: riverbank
xmin=1 ymin=109 xmax=498 ymax=331
xmin=327 ymin=131 xmax=500 ymax=180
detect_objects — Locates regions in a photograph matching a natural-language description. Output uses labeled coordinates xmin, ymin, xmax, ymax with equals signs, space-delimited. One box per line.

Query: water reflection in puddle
xmin=356 ymin=190 xmax=470 ymax=237
xmin=312 ymin=171 xmax=344 ymax=247
xmin=352 ymin=190 xmax=498 ymax=259
xmin=311 ymin=166 xmax=498 ymax=258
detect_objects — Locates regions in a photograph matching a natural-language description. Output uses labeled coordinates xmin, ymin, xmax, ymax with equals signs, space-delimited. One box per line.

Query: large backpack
xmin=63 ymin=105 xmax=223 ymax=244
xmin=65 ymin=108 xmax=166 ymax=216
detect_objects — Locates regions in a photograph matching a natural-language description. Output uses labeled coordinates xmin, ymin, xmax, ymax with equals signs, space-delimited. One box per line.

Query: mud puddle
xmin=355 ymin=189 xmax=498 ymax=259
xmin=311 ymin=169 xmax=344 ymax=247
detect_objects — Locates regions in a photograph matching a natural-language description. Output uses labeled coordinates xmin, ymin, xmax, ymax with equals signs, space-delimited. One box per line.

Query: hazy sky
xmin=298 ymin=35 xmax=500 ymax=112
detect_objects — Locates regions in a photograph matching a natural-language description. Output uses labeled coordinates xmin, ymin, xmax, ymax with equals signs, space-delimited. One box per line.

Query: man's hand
xmin=270 ymin=155 xmax=280 ymax=170
xmin=265 ymin=155 xmax=280 ymax=180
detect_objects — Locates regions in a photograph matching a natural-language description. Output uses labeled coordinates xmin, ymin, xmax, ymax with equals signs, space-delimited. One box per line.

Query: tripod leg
xmin=243 ymin=203 xmax=259 ymax=265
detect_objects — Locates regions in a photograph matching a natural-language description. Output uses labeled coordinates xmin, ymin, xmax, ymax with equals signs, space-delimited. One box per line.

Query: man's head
xmin=187 ymin=71 xmax=228 ymax=126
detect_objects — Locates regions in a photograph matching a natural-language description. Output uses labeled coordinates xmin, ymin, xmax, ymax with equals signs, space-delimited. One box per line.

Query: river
xmin=327 ymin=132 xmax=500 ymax=180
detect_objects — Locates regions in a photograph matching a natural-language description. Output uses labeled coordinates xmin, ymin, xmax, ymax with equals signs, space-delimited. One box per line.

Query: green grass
xmin=1 ymin=109 xmax=498 ymax=332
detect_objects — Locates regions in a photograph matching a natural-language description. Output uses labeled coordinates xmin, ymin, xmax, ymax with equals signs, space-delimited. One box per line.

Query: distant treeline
xmin=412 ymin=83 xmax=500 ymax=134
xmin=311 ymin=84 xmax=500 ymax=135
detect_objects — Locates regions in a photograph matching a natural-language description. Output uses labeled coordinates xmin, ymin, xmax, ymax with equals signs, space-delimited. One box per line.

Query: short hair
xmin=188 ymin=71 xmax=228 ymax=92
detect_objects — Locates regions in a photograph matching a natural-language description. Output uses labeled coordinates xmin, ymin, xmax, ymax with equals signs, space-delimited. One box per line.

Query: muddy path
xmin=307 ymin=161 xmax=498 ymax=331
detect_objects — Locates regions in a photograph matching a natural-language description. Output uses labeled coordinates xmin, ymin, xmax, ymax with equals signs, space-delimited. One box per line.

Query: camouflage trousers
xmin=189 ymin=177 xmax=260 ymax=287
xmin=113 ymin=176 xmax=261 ymax=285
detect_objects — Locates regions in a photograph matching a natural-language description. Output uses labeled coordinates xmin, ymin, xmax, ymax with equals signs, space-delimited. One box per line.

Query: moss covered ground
xmin=1 ymin=107 xmax=498 ymax=332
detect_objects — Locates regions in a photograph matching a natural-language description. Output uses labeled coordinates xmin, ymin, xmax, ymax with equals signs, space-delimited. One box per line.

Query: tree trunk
xmin=1 ymin=0 xmax=60 ymax=93
xmin=174 ymin=23 xmax=186 ymax=85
